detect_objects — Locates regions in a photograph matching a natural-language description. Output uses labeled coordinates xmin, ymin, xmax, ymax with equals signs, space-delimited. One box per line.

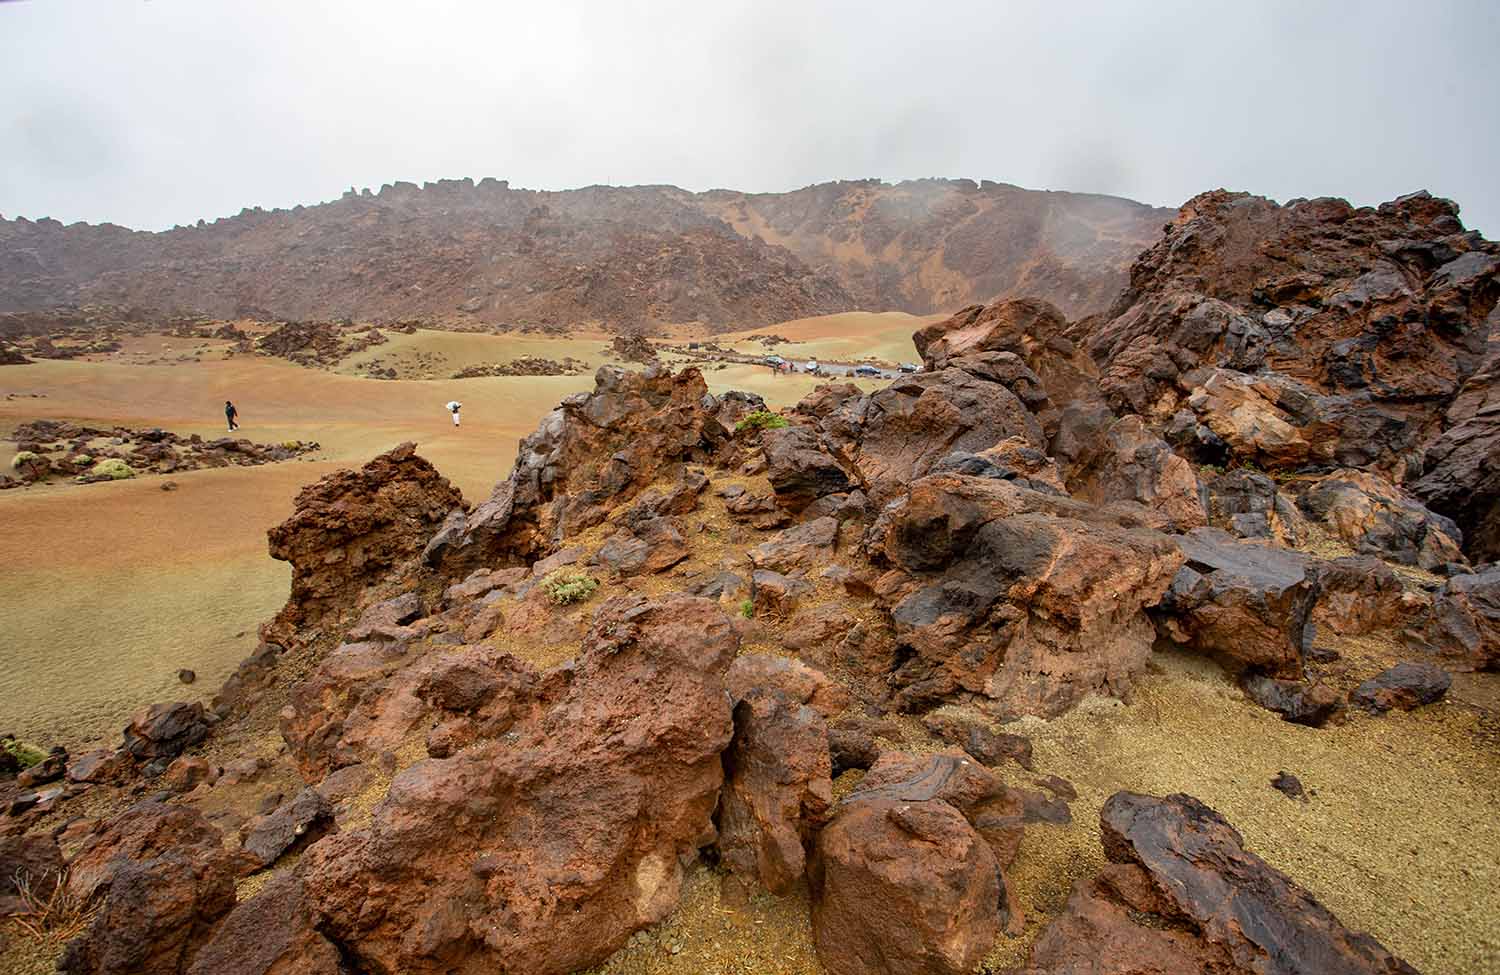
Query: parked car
xmin=898 ymin=362 xmax=919 ymax=373
xmin=764 ymin=355 xmax=785 ymax=366
xmin=854 ymin=364 xmax=882 ymax=377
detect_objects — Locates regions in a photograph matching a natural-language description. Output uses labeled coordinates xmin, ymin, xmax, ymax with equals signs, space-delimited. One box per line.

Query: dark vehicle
xmin=854 ymin=364 xmax=882 ymax=377
xmin=899 ymin=362 xmax=919 ymax=373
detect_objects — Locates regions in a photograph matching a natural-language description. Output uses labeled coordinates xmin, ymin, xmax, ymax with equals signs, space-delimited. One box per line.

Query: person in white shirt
xmin=446 ymin=401 xmax=462 ymax=427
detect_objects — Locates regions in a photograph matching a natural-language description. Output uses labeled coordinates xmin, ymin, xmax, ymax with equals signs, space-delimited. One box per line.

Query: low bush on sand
xmin=88 ymin=458 xmax=134 ymax=480
xmin=735 ymin=410 xmax=788 ymax=433
xmin=541 ymin=570 xmax=599 ymax=605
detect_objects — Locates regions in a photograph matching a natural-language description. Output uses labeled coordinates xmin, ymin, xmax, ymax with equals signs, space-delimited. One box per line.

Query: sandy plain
xmin=0 ymin=316 xmax=920 ymax=747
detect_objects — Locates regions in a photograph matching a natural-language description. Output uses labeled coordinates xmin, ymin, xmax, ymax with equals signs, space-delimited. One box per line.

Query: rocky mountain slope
xmin=0 ymin=179 xmax=1170 ymax=329
xmin=2 ymin=188 xmax=1497 ymax=975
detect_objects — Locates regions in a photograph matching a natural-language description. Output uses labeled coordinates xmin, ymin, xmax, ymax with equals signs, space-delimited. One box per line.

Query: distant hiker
xmin=446 ymin=400 xmax=462 ymax=427
xmin=225 ymin=400 xmax=239 ymax=432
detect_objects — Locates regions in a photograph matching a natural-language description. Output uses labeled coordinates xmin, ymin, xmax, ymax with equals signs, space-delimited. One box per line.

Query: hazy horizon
xmin=3 ymin=0 xmax=1497 ymax=236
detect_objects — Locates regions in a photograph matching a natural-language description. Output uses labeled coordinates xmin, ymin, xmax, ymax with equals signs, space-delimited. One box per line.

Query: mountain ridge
xmin=0 ymin=178 xmax=1173 ymax=330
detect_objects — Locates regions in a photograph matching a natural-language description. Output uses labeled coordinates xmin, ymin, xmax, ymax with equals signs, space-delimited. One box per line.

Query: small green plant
xmin=3 ymin=737 xmax=47 ymax=769
xmin=541 ymin=570 xmax=599 ymax=606
xmin=10 ymin=450 xmax=38 ymax=470
xmin=735 ymin=410 xmax=789 ymax=433
xmin=89 ymin=458 xmax=135 ymax=480
xmin=739 ymin=598 xmax=754 ymax=619
xmin=74 ymin=454 xmax=93 ymax=465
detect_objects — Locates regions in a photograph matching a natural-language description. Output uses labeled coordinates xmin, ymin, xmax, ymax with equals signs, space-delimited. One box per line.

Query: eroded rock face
xmin=716 ymin=686 xmax=833 ymax=895
xmin=299 ymin=595 xmax=738 ymax=974
xmin=1414 ymin=336 xmax=1500 ymax=562
xmin=1025 ymin=791 xmax=1417 ymax=974
xmin=447 ymin=366 xmax=734 ymax=568
xmin=913 ymin=297 xmax=1099 ymax=410
xmin=1297 ymin=469 xmax=1465 ymax=570
xmin=265 ymin=442 xmax=463 ymax=645
xmin=60 ymin=802 xmax=237 ymax=975
xmin=1200 ymin=468 xmax=1307 ymax=545
xmin=871 ymin=472 xmax=1182 ymax=717
xmin=1061 ymin=414 xmax=1206 ymax=532
xmin=185 ymin=871 xmax=343 ymax=975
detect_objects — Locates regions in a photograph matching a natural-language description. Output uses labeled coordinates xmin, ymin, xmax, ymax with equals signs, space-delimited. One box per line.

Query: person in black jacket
xmin=225 ymin=400 xmax=240 ymax=432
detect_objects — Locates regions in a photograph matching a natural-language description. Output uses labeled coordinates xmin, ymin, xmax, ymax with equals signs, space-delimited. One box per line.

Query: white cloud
xmin=1 ymin=0 xmax=1496 ymax=235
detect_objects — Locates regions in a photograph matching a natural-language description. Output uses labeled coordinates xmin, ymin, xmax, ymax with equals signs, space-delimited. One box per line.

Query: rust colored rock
xmin=717 ymin=687 xmax=833 ymax=894
xmin=241 ymin=788 xmax=332 ymax=868
xmin=1061 ymin=414 xmax=1207 ymax=531
xmin=1297 ymin=469 xmax=1465 ymax=570
xmin=749 ymin=515 xmax=838 ymax=573
xmin=725 ymin=654 xmax=850 ymax=719
xmin=0 ymin=832 xmax=62 ymax=916
xmin=914 ymin=297 xmax=1098 ymax=409
xmin=60 ymin=801 xmax=237 ymax=975
xmin=161 ymin=756 xmax=214 ymax=794
xmin=922 ymin=711 xmax=1034 ymax=769
xmin=1156 ymin=529 xmax=1318 ymax=678
xmin=1351 ymin=662 xmax=1452 ymax=712
xmin=1311 ymin=556 xmax=1408 ymax=639
xmin=1200 ymin=467 xmax=1308 ymax=546
xmin=185 ymin=871 xmax=343 ymax=975
xmin=264 ymin=442 xmax=462 ymax=645
xmin=299 ymin=595 xmax=737 ymax=974
xmin=1060 ymin=791 xmax=1419 ymax=975
xmin=874 ymin=473 xmax=1182 ymax=718
xmin=452 ymin=366 xmax=734 ymax=568
xmin=811 ymin=796 xmax=1003 ymax=975
xmin=122 ymin=701 xmax=211 ymax=762
xmin=67 ymin=747 xmax=134 ymax=785
xmin=1403 ymin=562 xmax=1500 ymax=671
xmin=764 ymin=425 xmax=853 ymax=512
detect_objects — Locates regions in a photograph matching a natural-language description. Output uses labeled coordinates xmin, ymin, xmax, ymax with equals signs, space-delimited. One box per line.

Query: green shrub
xmin=10 ymin=451 xmax=38 ymax=470
xmin=735 ymin=410 xmax=789 ymax=433
xmin=74 ymin=454 xmax=93 ymax=465
xmin=2 ymin=738 xmax=47 ymax=769
xmin=90 ymin=458 xmax=135 ymax=480
xmin=541 ymin=570 xmax=599 ymax=606
xmin=739 ymin=598 xmax=754 ymax=619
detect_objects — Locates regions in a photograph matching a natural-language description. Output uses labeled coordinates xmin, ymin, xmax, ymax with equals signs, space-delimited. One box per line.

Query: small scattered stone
xmin=1272 ymin=771 xmax=1307 ymax=801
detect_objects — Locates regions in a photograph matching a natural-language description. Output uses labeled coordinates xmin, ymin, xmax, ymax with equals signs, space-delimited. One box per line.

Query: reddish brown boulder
xmin=1297 ymin=469 xmax=1465 ymax=570
xmin=1038 ymin=791 xmax=1415 ymax=974
xmin=1155 ymin=529 xmax=1318 ymax=678
xmin=185 ymin=872 xmax=343 ymax=975
xmin=1351 ymin=662 xmax=1452 ymax=712
xmin=749 ymin=515 xmax=839 ymax=573
xmin=299 ymin=595 xmax=737 ymax=974
xmin=764 ymin=424 xmax=853 ymax=512
xmin=0 ymin=832 xmax=62 ymax=915
xmin=60 ymin=802 xmax=237 ymax=975
xmin=1060 ymin=414 xmax=1207 ymax=531
xmin=811 ymin=796 xmax=1002 ymax=975
xmin=1311 ymin=556 xmax=1409 ymax=638
xmin=122 ymin=701 xmax=211 ymax=763
xmin=1403 ymin=562 xmax=1500 ymax=671
xmin=913 ymin=297 xmax=1098 ymax=409
xmin=1241 ymin=676 xmax=1342 ymax=727
xmin=264 ymin=442 xmax=463 ymax=645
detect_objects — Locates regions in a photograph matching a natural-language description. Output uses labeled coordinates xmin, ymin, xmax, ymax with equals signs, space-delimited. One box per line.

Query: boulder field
xmin=2 ymin=188 xmax=1497 ymax=975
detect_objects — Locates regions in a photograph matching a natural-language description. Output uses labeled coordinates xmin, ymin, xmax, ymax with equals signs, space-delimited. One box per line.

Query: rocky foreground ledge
xmin=2 ymin=188 xmax=1498 ymax=974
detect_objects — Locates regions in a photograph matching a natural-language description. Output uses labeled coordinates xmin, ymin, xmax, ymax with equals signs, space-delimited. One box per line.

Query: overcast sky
xmin=2 ymin=0 xmax=1497 ymax=235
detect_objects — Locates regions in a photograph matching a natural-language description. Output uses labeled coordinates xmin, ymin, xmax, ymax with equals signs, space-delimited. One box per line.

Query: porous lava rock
xmin=1403 ymin=562 xmax=1500 ymax=670
xmin=298 ymin=595 xmax=738 ymax=974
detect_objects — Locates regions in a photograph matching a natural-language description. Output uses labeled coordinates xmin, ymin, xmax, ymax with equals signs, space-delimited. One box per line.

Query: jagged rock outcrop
xmin=1079 ymin=189 xmax=1499 ymax=567
xmin=264 ymin=442 xmax=463 ymax=645
xmin=869 ymin=472 xmax=1182 ymax=717
xmin=913 ymin=297 xmax=1098 ymax=409
xmin=1023 ymin=792 xmax=1417 ymax=974
xmin=811 ymin=752 xmax=1013 ymax=975
xmin=433 ymin=366 xmax=735 ymax=570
